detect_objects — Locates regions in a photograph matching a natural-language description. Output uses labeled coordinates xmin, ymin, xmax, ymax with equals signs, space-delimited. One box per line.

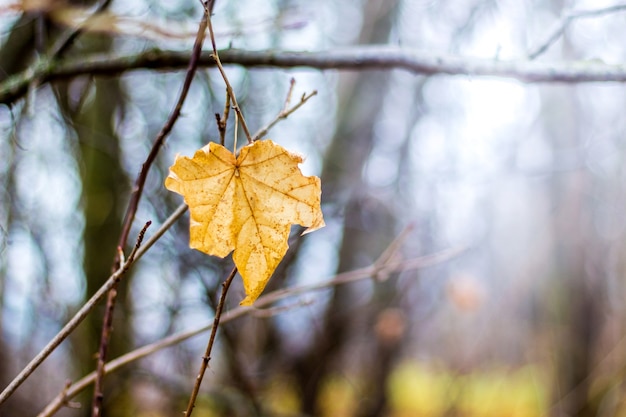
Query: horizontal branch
xmin=3 ymin=46 xmax=626 ymax=104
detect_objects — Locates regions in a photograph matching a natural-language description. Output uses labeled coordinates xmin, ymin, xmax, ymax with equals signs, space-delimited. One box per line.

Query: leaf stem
xmin=204 ymin=3 xmax=253 ymax=143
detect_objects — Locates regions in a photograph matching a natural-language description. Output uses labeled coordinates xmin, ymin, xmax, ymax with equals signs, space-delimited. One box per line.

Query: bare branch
xmin=91 ymin=221 xmax=151 ymax=416
xmin=527 ymin=3 xmax=626 ymax=60
xmin=373 ymin=223 xmax=415 ymax=282
xmin=4 ymin=46 xmax=626 ymax=105
xmin=0 ymin=202 xmax=186 ymax=405
xmin=0 ymin=222 xmax=151 ymax=406
xmin=36 ymin=245 xmax=465 ymax=417
xmin=251 ymin=299 xmax=314 ymax=318
xmin=204 ymin=7 xmax=253 ymax=143
xmin=88 ymin=5 xmax=211 ymax=412
xmin=115 ymin=12 xmax=207 ymax=269
xmin=252 ymin=78 xmax=318 ymax=141
xmin=184 ymin=267 xmax=237 ymax=417
xmin=217 ymin=90 xmax=231 ymax=145
xmin=222 ymin=90 xmax=231 ymax=139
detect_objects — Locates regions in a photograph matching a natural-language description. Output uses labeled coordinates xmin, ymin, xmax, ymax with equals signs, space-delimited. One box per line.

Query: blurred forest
xmin=3 ymin=0 xmax=626 ymax=416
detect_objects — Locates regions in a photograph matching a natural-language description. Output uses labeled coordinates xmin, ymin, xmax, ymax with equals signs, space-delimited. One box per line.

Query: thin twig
xmin=284 ymin=77 xmax=296 ymax=107
xmin=527 ymin=4 xmax=626 ymax=60
xmin=218 ymin=90 xmax=231 ymax=145
xmin=251 ymin=299 xmax=313 ymax=318
xmin=115 ymin=10 xmax=208 ymax=269
xmin=60 ymin=380 xmax=80 ymax=409
xmin=89 ymin=5 xmax=211 ymax=413
xmin=0 ymin=222 xmax=151 ymax=406
xmin=135 ymin=203 xmax=188 ymax=261
xmin=36 ymin=246 xmax=465 ymax=417
xmin=204 ymin=5 xmax=253 ymax=143
xmin=90 ymin=290 xmax=116 ymax=416
xmin=91 ymin=221 xmax=151 ymax=416
xmin=233 ymin=108 xmax=239 ymax=152
xmin=252 ymin=79 xmax=318 ymax=141
xmin=184 ymin=267 xmax=238 ymax=417
xmin=373 ymin=223 xmax=415 ymax=281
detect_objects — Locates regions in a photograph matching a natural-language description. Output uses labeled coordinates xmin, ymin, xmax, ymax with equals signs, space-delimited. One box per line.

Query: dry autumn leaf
xmin=165 ymin=139 xmax=325 ymax=305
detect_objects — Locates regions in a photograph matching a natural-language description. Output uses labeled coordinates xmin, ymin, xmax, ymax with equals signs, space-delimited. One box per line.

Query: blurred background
xmin=2 ymin=0 xmax=626 ymax=416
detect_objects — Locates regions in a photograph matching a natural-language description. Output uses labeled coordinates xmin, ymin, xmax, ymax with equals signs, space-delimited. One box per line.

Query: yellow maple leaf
xmin=165 ymin=139 xmax=325 ymax=305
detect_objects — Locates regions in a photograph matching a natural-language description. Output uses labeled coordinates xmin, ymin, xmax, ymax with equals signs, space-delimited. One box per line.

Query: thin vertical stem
xmin=204 ymin=6 xmax=253 ymax=143
xmin=184 ymin=267 xmax=238 ymax=416
xmin=91 ymin=5 xmax=211 ymax=416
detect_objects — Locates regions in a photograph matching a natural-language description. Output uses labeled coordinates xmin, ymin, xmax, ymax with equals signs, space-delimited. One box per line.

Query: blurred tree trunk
xmin=68 ymin=74 xmax=133 ymax=416
xmin=544 ymin=88 xmax=600 ymax=417
xmin=55 ymin=31 xmax=135 ymax=414
xmin=0 ymin=4 xmax=134 ymax=415
xmin=550 ymin=172 xmax=600 ymax=417
xmin=284 ymin=0 xmax=400 ymax=414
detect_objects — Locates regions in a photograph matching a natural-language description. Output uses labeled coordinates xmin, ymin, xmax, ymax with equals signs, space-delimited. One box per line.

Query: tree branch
xmin=252 ymin=77 xmax=318 ymax=142
xmin=184 ymin=266 xmax=237 ymax=417
xmin=0 ymin=222 xmax=151 ymax=406
xmin=88 ymin=5 xmax=210 ymax=413
xmin=204 ymin=5 xmax=252 ymax=144
xmin=3 ymin=46 xmax=626 ymax=104
xmin=527 ymin=4 xmax=626 ymax=60
xmin=36 ymin=245 xmax=465 ymax=417
xmin=0 ymin=203 xmax=187 ymax=405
